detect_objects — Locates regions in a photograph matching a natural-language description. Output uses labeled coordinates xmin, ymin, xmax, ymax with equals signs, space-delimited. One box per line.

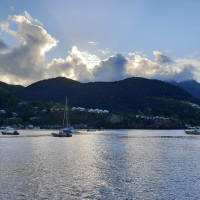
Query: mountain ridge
xmin=0 ymin=76 xmax=199 ymax=115
xmin=169 ymin=79 xmax=200 ymax=99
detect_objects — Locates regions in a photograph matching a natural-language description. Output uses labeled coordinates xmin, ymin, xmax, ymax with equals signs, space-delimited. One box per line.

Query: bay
xmin=0 ymin=129 xmax=200 ymax=199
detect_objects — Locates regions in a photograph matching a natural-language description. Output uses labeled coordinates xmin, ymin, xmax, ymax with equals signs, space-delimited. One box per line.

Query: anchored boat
xmin=1 ymin=127 xmax=19 ymax=135
xmin=51 ymin=97 xmax=76 ymax=137
xmin=185 ymin=126 xmax=200 ymax=135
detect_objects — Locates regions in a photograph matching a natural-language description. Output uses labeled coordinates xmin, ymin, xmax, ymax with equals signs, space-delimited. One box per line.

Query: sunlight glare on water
xmin=0 ymin=129 xmax=200 ymax=199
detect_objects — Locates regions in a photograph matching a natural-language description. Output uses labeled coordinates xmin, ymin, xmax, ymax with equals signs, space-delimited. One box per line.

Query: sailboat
xmin=51 ymin=97 xmax=73 ymax=137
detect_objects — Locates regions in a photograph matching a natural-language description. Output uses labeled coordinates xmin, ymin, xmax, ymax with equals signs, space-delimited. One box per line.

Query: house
xmin=72 ymin=107 xmax=86 ymax=111
xmin=103 ymin=110 xmax=109 ymax=114
xmin=0 ymin=109 xmax=6 ymax=114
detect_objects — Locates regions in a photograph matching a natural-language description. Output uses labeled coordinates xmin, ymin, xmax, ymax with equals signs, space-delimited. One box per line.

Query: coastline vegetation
xmin=0 ymin=86 xmax=200 ymax=129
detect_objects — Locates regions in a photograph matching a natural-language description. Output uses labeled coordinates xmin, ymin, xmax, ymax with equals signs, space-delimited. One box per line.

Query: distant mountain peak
xmin=170 ymin=79 xmax=200 ymax=99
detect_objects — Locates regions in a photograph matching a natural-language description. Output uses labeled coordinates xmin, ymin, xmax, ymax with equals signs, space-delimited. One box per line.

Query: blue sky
xmin=0 ymin=0 xmax=200 ymax=85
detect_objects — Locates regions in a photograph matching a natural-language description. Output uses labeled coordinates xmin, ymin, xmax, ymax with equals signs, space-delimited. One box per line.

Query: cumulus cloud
xmin=47 ymin=48 xmax=129 ymax=83
xmin=47 ymin=47 xmax=129 ymax=82
xmin=0 ymin=12 xmax=58 ymax=85
xmin=175 ymin=58 xmax=200 ymax=81
xmin=47 ymin=46 xmax=100 ymax=82
xmin=24 ymin=11 xmax=43 ymax=26
xmin=0 ymin=39 xmax=7 ymax=51
xmin=93 ymin=54 xmax=129 ymax=82
xmin=49 ymin=48 xmax=196 ymax=83
xmin=0 ymin=12 xmax=199 ymax=85
xmin=170 ymin=64 xmax=195 ymax=81
xmin=125 ymin=52 xmax=196 ymax=82
xmin=154 ymin=50 xmax=172 ymax=64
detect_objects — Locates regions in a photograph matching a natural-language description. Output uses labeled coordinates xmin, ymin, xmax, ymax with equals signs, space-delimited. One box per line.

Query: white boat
xmin=1 ymin=127 xmax=19 ymax=135
xmin=69 ymin=128 xmax=78 ymax=133
xmin=52 ymin=97 xmax=77 ymax=137
xmin=185 ymin=126 xmax=200 ymax=135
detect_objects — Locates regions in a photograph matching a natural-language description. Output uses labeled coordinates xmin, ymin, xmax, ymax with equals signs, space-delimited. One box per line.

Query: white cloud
xmin=128 ymin=52 xmax=135 ymax=56
xmin=0 ymin=12 xmax=199 ymax=85
xmin=98 ymin=48 xmax=110 ymax=55
xmin=128 ymin=51 xmax=146 ymax=57
xmin=88 ymin=41 xmax=97 ymax=45
xmin=125 ymin=52 xmax=195 ymax=82
xmin=153 ymin=50 xmax=172 ymax=64
xmin=93 ymin=54 xmax=129 ymax=82
xmin=47 ymin=46 xmax=100 ymax=82
xmin=24 ymin=11 xmax=43 ymax=26
xmin=175 ymin=58 xmax=200 ymax=82
xmin=0 ymin=12 xmax=58 ymax=85
xmin=47 ymin=48 xmax=128 ymax=83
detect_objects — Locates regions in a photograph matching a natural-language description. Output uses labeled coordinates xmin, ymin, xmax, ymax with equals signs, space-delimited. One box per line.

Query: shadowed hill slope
xmin=170 ymin=80 xmax=200 ymax=99
xmin=3 ymin=77 xmax=198 ymax=114
xmin=0 ymin=87 xmax=19 ymax=108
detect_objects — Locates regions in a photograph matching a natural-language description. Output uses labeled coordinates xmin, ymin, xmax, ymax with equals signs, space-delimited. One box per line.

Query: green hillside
xmin=0 ymin=87 xmax=19 ymax=109
xmin=0 ymin=77 xmax=200 ymax=125
xmin=12 ymin=77 xmax=199 ymax=114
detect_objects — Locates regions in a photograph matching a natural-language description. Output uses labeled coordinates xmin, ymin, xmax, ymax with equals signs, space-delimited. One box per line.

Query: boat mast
xmin=63 ymin=96 xmax=69 ymax=128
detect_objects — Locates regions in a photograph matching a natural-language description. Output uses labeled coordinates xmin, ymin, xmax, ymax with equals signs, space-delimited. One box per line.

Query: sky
xmin=0 ymin=0 xmax=200 ymax=85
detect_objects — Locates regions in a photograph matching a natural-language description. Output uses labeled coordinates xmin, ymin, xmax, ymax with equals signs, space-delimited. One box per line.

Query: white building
xmin=0 ymin=109 xmax=6 ymax=114
xmin=42 ymin=107 xmax=47 ymax=112
xmin=103 ymin=110 xmax=109 ymax=114
xmin=72 ymin=107 xmax=86 ymax=111
xmin=88 ymin=108 xmax=109 ymax=114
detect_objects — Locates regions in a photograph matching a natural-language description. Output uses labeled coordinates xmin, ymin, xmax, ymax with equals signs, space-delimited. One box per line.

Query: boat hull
xmin=185 ymin=131 xmax=200 ymax=135
xmin=51 ymin=132 xmax=72 ymax=137
xmin=1 ymin=131 xmax=19 ymax=135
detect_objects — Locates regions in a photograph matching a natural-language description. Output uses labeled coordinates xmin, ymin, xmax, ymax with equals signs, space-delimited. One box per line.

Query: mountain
xmin=1 ymin=77 xmax=199 ymax=117
xmin=0 ymin=87 xmax=19 ymax=108
xmin=169 ymin=80 xmax=200 ymax=99
xmin=0 ymin=81 xmax=24 ymax=95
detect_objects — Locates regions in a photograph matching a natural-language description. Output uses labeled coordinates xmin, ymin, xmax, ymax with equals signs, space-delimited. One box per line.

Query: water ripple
xmin=1 ymin=129 xmax=200 ymax=199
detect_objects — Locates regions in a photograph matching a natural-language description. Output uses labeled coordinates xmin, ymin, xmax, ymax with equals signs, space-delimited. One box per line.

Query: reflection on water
xmin=1 ymin=129 xmax=200 ymax=199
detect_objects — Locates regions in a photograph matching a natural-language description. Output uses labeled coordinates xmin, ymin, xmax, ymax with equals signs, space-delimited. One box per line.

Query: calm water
xmin=1 ymin=129 xmax=200 ymax=199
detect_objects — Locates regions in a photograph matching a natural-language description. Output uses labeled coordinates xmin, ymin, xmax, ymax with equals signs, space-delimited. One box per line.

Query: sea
xmin=0 ymin=129 xmax=200 ymax=200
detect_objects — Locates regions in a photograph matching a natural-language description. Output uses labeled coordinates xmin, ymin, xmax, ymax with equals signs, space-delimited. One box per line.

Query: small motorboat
xmin=1 ymin=130 xmax=19 ymax=135
xmin=87 ymin=129 xmax=97 ymax=132
xmin=185 ymin=126 xmax=200 ymax=135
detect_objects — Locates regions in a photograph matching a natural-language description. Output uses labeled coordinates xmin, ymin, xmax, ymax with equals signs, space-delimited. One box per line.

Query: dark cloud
xmin=0 ymin=39 xmax=7 ymax=51
xmin=154 ymin=51 xmax=172 ymax=64
xmin=168 ymin=64 xmax=195 ymax=82
xmin=93 ymin=54 xmax=128 ymax=82
xmin=125 ymin=53 xmax=198 ymax=82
